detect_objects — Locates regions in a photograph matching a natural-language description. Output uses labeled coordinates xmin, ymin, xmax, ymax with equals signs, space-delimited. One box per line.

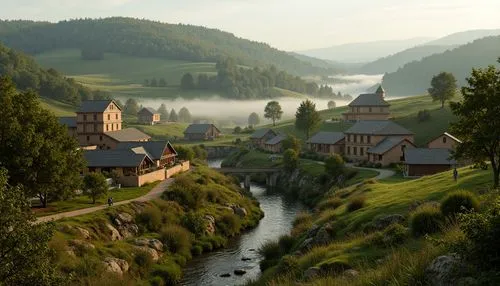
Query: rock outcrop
xmin=134 ymin=238 xmax=164 ymax=252
xmin=105 ymin=223 xmax=122 ymax=241
xmin=204 ymin=215 xmax=216 ymax=235
xmin=103 ymin=257 xmax=129 ymax=275
xmin=425 ymin=253 xmax=464 ymax=286
xmin=135 ymin=246 xmax=160 ymax=262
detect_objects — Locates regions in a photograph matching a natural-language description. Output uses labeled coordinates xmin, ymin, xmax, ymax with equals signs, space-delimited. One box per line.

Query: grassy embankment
xmin=49 ymin=166 xmax=263 ymax=285
xmin=251 ymin=165 xmax=494 ymax=285
xmin=270 ymin=95 xmax=457 ymax=146
xmin=35 ymin=49 xmax=306 ymax=100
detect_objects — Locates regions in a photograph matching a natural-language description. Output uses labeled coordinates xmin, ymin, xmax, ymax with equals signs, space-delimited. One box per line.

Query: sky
xmin=1 ymin=0 xmax=500 ymax=51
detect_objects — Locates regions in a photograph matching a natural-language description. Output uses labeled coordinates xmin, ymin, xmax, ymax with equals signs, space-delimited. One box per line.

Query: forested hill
xmin=0 ymin=18 xmax=336 ymax=76
xmin=0 ymin=42 xmax=109 ymax=105
xmin=382 ymin=36 xmax=500 ymax=96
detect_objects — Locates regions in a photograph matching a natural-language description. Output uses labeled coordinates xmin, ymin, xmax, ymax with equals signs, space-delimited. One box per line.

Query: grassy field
xmin=33 ymin=182 xmax=159 ymax=217
xmin=40 ymin=97 xmax=77 ymax=116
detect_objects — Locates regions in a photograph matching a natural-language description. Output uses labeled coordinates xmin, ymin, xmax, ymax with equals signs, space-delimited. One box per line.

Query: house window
xmin=353 ymin=147 xmax=357 ymax=155
xmin=93 ymin=114 xmax=97 ymax=121
xmin=379 ymin=154 xmax=383 ymax=161
xmin=115 ymin=124 xmax=118 ymax=130
xmin=347 ymin=146 xmax=351 ymax=155
xmin=360 ymin=148 xmax=364 ymax=156
xmin=443 ymin=137 xmax=447 ymax=143
xmin=401 ymin=145 xmax=406 ymax=152
xmin=108 ymin=114 xmax=110 ymax=120
xmin=367 ymin=136 xmax=371 ymax=144
xmin=83 ymin=114 xmax=87 ymax=121
xmin=94 ymin=124 xmax=97 ymax=132
xmin=100 ymin=135 xmax=103 ymax=141
xmin=110 ymin=105 xmax=114 ymax=110
xmin=105 ymin=125 xmax=108 ymax=132
xmin=86 ymin=135 xmax=90 ymax=141
xmin=369 ymin=107 xmax=372 ymax=112
xmin=361 ymin=136 xmax=364 ymax=143
xmin=111 ymin=124 xmax=113 ymax=131
xmin=116 ymin=114 xmax=118 ymax=120
xmin=354 ymin=135 xmax=357 ymax=143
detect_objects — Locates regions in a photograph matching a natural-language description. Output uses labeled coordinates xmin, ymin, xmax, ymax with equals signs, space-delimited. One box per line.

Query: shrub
xmin=191 ymin=245 xmax=203 ymax=256
xmin=216 ymin=213 xmax=241 ymax=237
xmin=293 ymin=212 xmax=312 ymax=227
xmin=134 ymin=250 xmax=154 ymax=276
xmin=441 ymin=190 xmax=480 ymax=217
xmin=159 ymin=225 xmax=192 ymax=258
xmin=380 ymin=224 xmax=409 ymax=246
xmin=324 ymin=154 xmax=345 ymax=177
xmin=149 ymin=276 xmax=164 ymax=286
xmin=410 ymin=205 xmax=444 ymax=236
xmin=278 ymin=235 xmax=296 ymax=254
xmin=163 ymin=176 xmax=206 ymax=209
xmin=182 ymin=212 xmax=207 ymax=237
xmin=259 ymin=240 xmax=282 ymax=261
xmin=346 ymin=196 xmax=366 ymax=212
xmin=457 ymin=198 xmax=500 ymax=271
xmin=283 ymin=149 xmax=298 ymax=172
xmin=136 ymin=205 xmax=162 ymax=232
xmin=151 ymin=263 xmax=182 ymax=285
xmin=276 ymin=255 xmax=300 ymax=276
xmin=318 ymin=197 xmax=343 ymax=211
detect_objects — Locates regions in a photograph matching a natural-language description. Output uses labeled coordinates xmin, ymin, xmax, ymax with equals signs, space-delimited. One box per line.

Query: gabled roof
xmin=405 ymin=148 xmax=456 ymax=165
xmin=348 ymin=93 xmax=390 ymax=107
xmin=345 ymin=120 xmax=413 ymax=135
xmin=307 ymin=132 xmax=345 ymax=145
xmin=138 ymin=107 xmax=158 ymax=115
xmin=58 ymin=117 xmax=77 ymax=128
xmin=184 ymin=124 xmax=220 ymax=134
xmin=84 ymin=149 xmax=152 ymax=167
xmin=105 ymin=128 xmax=151 ymax=142
xmin=375 ymin=85 xmax=385 ymax=95
xmin=266 ymin=134 xmax=287 ymax=145
xmin=367 ymin=136 xmax=414 ymax=155
xmin=250 ymin=128 xmax=277 ymax=139
xmin=116 ymin=141 xmax=177 ymax=160
xmin=429 ymin=132 xmax=462 ymax=144
xmin=78 ymin=100 xmax=120 ymax=113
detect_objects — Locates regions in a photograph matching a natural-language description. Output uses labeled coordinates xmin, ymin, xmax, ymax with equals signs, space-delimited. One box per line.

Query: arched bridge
xmin=213 ymin=167 xmax=281 ymax=189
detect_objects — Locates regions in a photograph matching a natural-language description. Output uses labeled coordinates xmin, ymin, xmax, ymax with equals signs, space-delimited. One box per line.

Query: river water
xmin=181 ymin=159 xmax=303 ymax=286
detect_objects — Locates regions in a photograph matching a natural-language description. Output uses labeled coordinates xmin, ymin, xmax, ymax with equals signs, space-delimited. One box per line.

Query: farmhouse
xmin=184 ymin=124 xmax=221 ymax=141
xmin=264 ymin=134 xmax=287 ymax=153
xmin=138 ymin=107 xmax=160 ymax=125
xmin=307 ymin=132 xmax=345 ymax=155
xmin=427 ymin=132 xmax=462 ymax=150
xmin=59 ymin=100 xmax=151 ymax=149
xmin=116 ymin=141 xmax=177 ymax=168
xmin=250 ymin=128 xmax=278 ymax=148
xmin=344 ymin=120 xmax=414 ymax=164
xmin=367 ymin=136 xmax=416 ymax=166
xmin=342 ymin=85 xmax=390 ymax=121
xmin=404 ymin=148 xmax=456 ymax=177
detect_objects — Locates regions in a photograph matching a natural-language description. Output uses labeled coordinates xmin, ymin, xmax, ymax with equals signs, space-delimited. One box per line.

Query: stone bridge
xmin=213 ymin=167 xmax=281 ymax=189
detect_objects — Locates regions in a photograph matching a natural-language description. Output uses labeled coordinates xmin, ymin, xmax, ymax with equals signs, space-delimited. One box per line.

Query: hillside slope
xmin=426 ymin=28 xmax=500 ymax=46
xmin=0 ymin=18 xmax=334 ymax=76
xmin=381 ymin=36 xmax=500 ymax=96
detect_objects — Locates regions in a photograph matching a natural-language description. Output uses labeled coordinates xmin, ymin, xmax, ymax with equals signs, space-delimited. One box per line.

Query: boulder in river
xmin=220 ymin=273 xmax=231 ymax=278
xmin=234 ymin=269 xmax=247 ymax=276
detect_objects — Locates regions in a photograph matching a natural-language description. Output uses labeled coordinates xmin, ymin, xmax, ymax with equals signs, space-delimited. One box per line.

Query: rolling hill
xmin=381 ymin=36 xmax=500 ymax=96
xmin=0 ymin=18 xmax=336 ymax=76
xmin=426 ymin=28 xmax=500 ymax=46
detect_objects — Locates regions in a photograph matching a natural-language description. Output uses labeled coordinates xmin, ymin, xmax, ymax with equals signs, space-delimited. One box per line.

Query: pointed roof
xmin=184 ymin=124 xmax=220 ymax=134
xmin=405 ymin=148 xmax=456 ymax=165
xmin=250 ymin=128 xmax=277 ymax=139
xmin=375 ymin=85 xmax=385 ymax=95
xmin=105 ymin=128 xmax=151 ymax=142
xmin=367 ymin=136 xmax=415 ymax=155
xmin=265 ymin=134 xmax=287 ymax=145
xmin=78 ymin=100 xmax=121 ymax=113
xmin=345 ymin=120 xmax=413 ymax=135
xmin=138 ymin=107 xmax=158 ymax=115
xmin=116 ymin=141 xmax=177 ymax=160
xmin=307 ymin=132 xmax=345 ymax=145
xmin=348 ymin=93 xmax=389 ymax=107
xmin=84 ymin=149 xmax=153 ymax=167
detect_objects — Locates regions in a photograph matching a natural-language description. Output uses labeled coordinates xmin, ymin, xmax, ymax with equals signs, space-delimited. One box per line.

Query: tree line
xmin=123 ymin=99 xmax=193 ymax=123
xmin=143 ymin=78 xmax=168 ymax=87
xmin=0 ymin=42 xmax=111 ymax=105
xmin=0 ymin=18 xmax=337 ymax=76
xmin=180 ymin=58 xmax=351 ymax=99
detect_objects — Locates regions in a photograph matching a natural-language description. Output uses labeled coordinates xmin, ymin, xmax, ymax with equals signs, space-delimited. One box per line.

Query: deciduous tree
xmin=324 ymin=154 xmax=345 ymax=177
xmin=283 ymin=149 xmax=298 ymax=172
xmin=179 ymin=107 xmax=192 ymax=123
xmin=181 ymin=73 xmax=195 ymax=90
xmin=264 ymin=101 xmax=283 ymax=126
xmin=157 ymin=103 xmax=169 ymax=120
xmin=428 ymin=72 xmax=457 ymax=109
xmin=0 ymin=77 xmax=85 ymax=207
xmin=83 ymin=172 xmax=109 ymax=204
xmin=282 ymin=135 xmax=301 ymax=153
xmin=248 ymin=112 xmax=260 ymax=126
xmin=327 ymin=100 xmax=336 ymax=109
xmin=124 ymin=98 xmax=139 ymax=115
xmin=295 ymin=99 xmax=322 ymax=139
xmin=450 ymin=61 xmax=500 ymax=187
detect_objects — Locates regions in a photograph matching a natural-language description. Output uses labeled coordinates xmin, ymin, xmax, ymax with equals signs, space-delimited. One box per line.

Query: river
xmin=181 ymin=159 xmax=303 ymax=286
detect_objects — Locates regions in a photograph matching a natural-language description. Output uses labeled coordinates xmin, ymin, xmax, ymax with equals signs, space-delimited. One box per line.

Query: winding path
xmin=348 ymin=164 xmax=396 ymax=182
xmin=36 ymin=177 xmax=175 ymax=223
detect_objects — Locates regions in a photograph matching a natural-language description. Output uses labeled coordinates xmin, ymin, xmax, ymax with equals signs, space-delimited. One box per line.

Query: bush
xmin=151 ymin=263 xmax=182 ymax=285
xmin=283 ymin=149 xmax=298 ymax=172
xmin=346 ymin=196 xmax=366 ymax=212
xmin=278 ymin=235 xmax=296 ymax=254
xmin=149 ymin=276 xmax=164 ymax=286
xmin=324 ymin=154 xmax=345 ymax=177
xmin=457 ymin=198 xmax=500 ymax=271
xmin=318 ymin=197 xmax=343 ymax=211
xmin=136 ymin=205 xmax=162 ymax=232
xmin=441 ymin=190 xmax=480 ymax=217
xmin=410 ymin=205 xmax=444 ymax=236
xmin=259 ymin=240 xmax=282 ymax=261
xmin=159 ymin=225 xmax=192 ymax=258
xmin=216 ymin=213 xmax=241 ymax=237
xmin=276 ymin=255 xmax=300 ymax=276
xmin=163 ymin=176 xmax=206 ymax=209
xmin=191 ymin=245 xmax=203 ymax=256
xmin=371 ymin=224 xmax=409 ymax=247
xmin=181 ymin=212 xmax=206 ymax=237
xmin=134 ymin=250 xmax=154 ymax=276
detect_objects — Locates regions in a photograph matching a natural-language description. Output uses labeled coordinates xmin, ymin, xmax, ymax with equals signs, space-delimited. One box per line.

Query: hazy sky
xmin=1 ymin=0 xmax=500 ymax=50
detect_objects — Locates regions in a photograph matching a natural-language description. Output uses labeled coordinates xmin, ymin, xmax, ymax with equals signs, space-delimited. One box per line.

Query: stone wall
xmin=166 ymin=161 xmax=190 ymax=178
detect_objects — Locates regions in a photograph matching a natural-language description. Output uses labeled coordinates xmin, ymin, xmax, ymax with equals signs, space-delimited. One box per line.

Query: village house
xmin=404 ymin=148 xmax=456 ymax=177
xmin=58 ymin=117 xmax=77 ymax=138
xmin=116 ymin=141 xmax=177 ymax=168
xmin=367 ymin=136 xmax=416 ymax=166
xmin=138 ymin=107 xmax=160 ymax=125
xmin=344 ymin=120 xmax=414 ymax=164
xmin=264 ymin=134 xmax=287 ymax=153
xmin=184 ymin=124 xmax=221 ymax=141
xmin=250 ymin=128 xmax=278 ymax=148
xmin=342 ymin=85 xmax=391 ymax=121
xmin=60 ymin=100 xmax=151 ymax=149
xmin=427 ymin=132 xmax=462 ymax=150
xmin=306 ymin=132 xmax=345 ymax=155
